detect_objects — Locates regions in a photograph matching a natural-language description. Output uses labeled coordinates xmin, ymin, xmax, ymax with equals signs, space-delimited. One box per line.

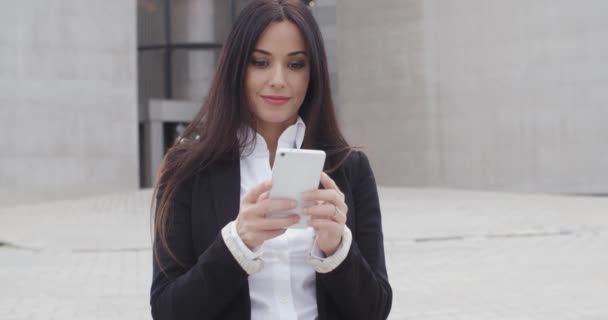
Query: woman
xmin=150 ymin=1 xmax=392 ymax=319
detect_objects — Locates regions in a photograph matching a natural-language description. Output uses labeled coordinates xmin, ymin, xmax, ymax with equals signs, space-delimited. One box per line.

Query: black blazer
xmin=150 ymin=150 xmax=392 ymax=319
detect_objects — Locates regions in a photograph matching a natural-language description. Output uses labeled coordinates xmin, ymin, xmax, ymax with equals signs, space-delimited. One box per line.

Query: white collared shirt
xmin=220 ymin=116 xmax=352 ymax=320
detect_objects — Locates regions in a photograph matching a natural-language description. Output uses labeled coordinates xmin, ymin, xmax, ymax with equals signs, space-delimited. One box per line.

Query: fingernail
xmin=301 ymin=208 xmax=308 ymax=214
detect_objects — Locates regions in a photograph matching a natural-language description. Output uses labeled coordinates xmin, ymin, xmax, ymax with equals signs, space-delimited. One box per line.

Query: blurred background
xmin=1 ymin=0 xmax=607 ymax=319
xmin=2 ymin=0 xmax=608 ymax=204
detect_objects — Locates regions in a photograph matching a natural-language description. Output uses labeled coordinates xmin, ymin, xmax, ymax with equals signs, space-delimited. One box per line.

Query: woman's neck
xmin=255 ymin=116 xmax=297 ymax=167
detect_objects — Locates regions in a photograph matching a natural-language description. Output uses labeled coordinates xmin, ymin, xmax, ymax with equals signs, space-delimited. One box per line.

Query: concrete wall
xmin=310 ymin=0 xmax=340 ymax=116
xmin=337 ymin=0 xmax=608 ymax=194
xmin=0 ymin=1 xmax=139 ymax=197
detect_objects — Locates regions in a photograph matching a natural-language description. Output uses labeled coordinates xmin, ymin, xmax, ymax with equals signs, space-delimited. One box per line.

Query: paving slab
xmin=1 ymin=187 xmax=607 ymax=319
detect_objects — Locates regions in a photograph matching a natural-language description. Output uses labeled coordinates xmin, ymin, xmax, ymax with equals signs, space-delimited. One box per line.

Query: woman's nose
xmin=269 ymin=65 xmax=286 ymax=88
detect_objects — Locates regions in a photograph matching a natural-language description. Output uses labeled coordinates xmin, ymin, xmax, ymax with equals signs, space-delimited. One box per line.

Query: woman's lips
xmin=261 ymin=95 xmax=290 ymax=106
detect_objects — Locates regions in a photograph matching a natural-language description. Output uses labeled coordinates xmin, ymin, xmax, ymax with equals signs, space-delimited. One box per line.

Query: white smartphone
xmin=267 ymin=148 xmax=327 ymax=228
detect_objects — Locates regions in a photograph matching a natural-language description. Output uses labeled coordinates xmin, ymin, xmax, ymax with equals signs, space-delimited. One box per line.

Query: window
xmin=137 ymin=0 xmax=235 ymax=102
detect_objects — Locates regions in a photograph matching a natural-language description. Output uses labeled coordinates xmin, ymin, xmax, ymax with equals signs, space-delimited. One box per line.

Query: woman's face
xmin=245 ymin=20 xmax=310 ymax=128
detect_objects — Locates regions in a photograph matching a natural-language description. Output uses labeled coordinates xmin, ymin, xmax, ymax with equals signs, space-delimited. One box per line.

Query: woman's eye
xmin=251 ymin=59 xmax=268 ymax=68
xmin=289 ymin=61 xmax=306 ymax=70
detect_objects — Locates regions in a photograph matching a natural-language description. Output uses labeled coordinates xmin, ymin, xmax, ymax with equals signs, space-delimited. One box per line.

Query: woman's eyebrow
xmin=287 ymin=50 xmax=307 ymax=56
xmin=252 ymin=49 xmax=272 ymax=55
xmin=252 ymin=49 xmax=307 ymax=56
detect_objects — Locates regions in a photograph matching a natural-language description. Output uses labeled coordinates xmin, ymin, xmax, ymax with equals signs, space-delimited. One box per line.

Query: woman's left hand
xmin=301 ymin=172 xmax=348 ymax=256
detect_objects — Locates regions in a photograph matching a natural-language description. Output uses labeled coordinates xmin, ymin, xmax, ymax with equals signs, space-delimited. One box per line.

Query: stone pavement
xmin=1 ymin=187 xmax=607 ymax=319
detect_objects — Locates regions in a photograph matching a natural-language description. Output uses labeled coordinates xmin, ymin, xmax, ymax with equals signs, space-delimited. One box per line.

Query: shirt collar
xmin=239 ymin=116 xmax=307 ymax=158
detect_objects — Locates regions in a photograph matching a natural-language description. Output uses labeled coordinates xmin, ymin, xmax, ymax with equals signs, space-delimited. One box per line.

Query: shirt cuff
xmin=221 ymin=221 xmax=264 ymax=275
xmin=307 ymin=225 xmax=352 ymax=273
xmin=229 ymin=220 xmax=263 ymax=260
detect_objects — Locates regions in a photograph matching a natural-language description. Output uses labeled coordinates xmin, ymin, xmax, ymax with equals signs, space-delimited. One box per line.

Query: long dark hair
xmin=152 ymin=0 xmax=358 ymax=267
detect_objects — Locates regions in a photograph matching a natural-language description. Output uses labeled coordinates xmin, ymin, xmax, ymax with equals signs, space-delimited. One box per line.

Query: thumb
xmin=242 ymin=180 xmax=272 ymax=204
xmin=257 ymin=191 xmax=270 ymax=203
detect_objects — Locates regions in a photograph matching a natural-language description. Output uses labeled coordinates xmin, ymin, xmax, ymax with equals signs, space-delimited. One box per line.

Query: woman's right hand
xmin=235 ymin=180 xmax=300 ymax=250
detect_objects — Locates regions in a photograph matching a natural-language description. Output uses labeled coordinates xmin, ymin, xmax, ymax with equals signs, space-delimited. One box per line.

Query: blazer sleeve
xmin=317 ymin=151 xmax=393 ymax=319
xmin=150 ymin=177 xmax=248 ymax=320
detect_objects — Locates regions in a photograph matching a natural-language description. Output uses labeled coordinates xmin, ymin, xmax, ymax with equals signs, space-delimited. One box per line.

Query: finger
xmin=305 ymin=203 xmax=347 ymax=224
xmin=302 ymin=200 xmax=328 ymax=210
xmin=257 ymin=191 xmax=270 ymax=203
xmin=300 ymin=199 xmax=323 ymax=209
xmin=302 ymin=189 xmax=343 ymax=206
xmin=303 ymin=204 xmax=347 ymax=224
xmin=242 ymin=180 xmax=272 ymax=204
xmin=254 ymin=214 xmax=300 ymax=230
xmin=308 ymin=217 xmax=343 ymax=234
xmin=320 ymin=172 xmax=344 ymax=199
xmin=249 ymin=199 xmax=298 ymax=217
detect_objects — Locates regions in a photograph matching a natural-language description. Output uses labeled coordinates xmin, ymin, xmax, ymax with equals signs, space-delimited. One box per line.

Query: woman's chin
xmin=255 ymin=109 xmax=297 ymax=124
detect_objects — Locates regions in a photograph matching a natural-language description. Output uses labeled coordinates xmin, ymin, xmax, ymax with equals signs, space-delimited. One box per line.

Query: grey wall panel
xmin=311 ymin=1 xmax=339 ymax=116
xmin=337 ymin=0 xmax=608 ymax=193
xmin=0 ymin=0 xmax=138 ymax=196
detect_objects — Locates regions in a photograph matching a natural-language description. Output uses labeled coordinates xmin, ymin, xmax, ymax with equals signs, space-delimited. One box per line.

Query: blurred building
xmin=337 ymin=0 xmax=608 ymax=194
xmin=0 ymin=1 xmax=139 ymax=198
xmin=137 ymin=0 xmax=338 ymax=187
xmin=1 ymin=0 xmax=606 ymax=199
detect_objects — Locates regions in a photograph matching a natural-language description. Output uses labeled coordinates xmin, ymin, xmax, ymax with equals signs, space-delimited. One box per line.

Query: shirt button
xmin=279 ymin=296 xmax=288 ymax=304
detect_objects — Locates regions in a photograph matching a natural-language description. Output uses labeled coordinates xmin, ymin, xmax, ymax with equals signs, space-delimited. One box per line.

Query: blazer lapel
xmin=209 ymin=159 xmax=241 ymax=229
